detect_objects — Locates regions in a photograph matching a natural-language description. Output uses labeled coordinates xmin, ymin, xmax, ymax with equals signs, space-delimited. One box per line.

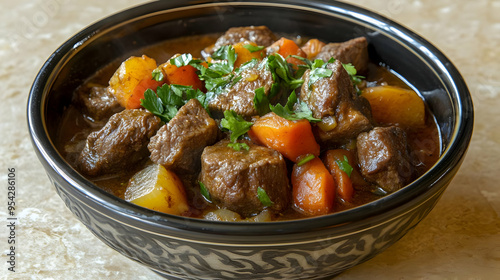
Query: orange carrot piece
xmin=301 ymin=39 xmax=326 ymax=59
xmin=232 ymin=41 xmax=265 ymax=68
xmin=270 ymin=37 xmax=307 ymax=68
xmin=292 ymin=157 xmax=336 ymax=216
xmin=322 ymin=149 xmax=355 ymax=202
xmin=162 ymin=63 xmax=204 ymax=91
xmin=126 ymin=77 xmax=164 ymax=109
xmin=248 ymin=112 xmax=320 ymax=162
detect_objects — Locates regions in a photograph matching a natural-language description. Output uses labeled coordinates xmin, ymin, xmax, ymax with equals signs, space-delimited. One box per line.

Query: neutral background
xmin=1 ymin=0 xmax=499 ymax=279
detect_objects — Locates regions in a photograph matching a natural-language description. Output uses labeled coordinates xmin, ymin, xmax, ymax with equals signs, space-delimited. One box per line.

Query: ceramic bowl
xmin=27 ymin=1 xmax=473 ymax=279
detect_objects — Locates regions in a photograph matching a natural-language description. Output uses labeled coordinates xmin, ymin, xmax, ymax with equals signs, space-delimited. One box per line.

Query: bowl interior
xmin=29 ymin=0 xmax=473 ymax=234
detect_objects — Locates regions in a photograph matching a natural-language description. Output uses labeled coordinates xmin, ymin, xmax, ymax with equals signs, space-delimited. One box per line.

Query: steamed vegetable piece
xmin=108 ymin=55 xmax=163 ymax=109
xmin=322 ymin=149 xmax=355 ymax=202
xmin=124 ymin=164 xmax=189 ymax=215
xmin=248 ymin=112 xmax=320 ymax=162
xmin=361 ymin=85 xmax=425 ymax=127
xmin=292 ymin=157 xmax=335 ymax=216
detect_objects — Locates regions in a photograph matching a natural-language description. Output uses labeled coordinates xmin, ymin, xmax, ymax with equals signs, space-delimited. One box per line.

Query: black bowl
xmin=27 ymin=1 xmax=473 ymax=279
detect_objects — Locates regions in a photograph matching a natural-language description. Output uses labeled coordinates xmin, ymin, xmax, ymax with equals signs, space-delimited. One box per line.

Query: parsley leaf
xmin=169 ymin=53 xmax=202 ymax=67
xmin=257 ymin=187 xmax=274 ymax=207
xmin=151 ymin=68 xmax=164 ymax=82
xmin=253 ymin=87 xmax=270 ymax=116
xmin=227 ymin=142 xmax=250 ymax=151
xmin=199 ymin=181 xmax=211 ymax=202
xmin=297 ymin=154 xmax=315 ymax=166
xmin=266 ymin=54 xmax=303 ymax=90
xmin=211 ymin=45 xmax=237 ymax=73
xmin=269 ymin=91 xmax=321 ymax=122
xmin=220 ymin=110 xmax=253 ymax=142
xmin=336 ymin=155 xmax=353 ymax=177
xmin=243 ymin=44 xmax=265 ymax=53
xmin=140 ymin=84 xmax=207 ymax=123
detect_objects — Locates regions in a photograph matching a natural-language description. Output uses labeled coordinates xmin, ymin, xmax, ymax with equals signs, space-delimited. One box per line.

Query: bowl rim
xmin=27 ymin=0 xmax=474 ymax=235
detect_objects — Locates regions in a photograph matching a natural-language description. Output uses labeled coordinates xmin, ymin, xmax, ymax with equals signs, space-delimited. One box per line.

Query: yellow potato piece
xmin=232 ymin=41 xmax=265 ymax=68
xmin=362 ymin=85 xmax=425 ymax=127
xmin=124 ymin=164 xmax=189 ymax=215
xmin=108 ymin=55 xmax=157 ymax=108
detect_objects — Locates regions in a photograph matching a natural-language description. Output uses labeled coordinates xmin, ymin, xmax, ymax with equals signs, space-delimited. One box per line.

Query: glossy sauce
xmin=56 ymin=33 xmax=440 ymax=220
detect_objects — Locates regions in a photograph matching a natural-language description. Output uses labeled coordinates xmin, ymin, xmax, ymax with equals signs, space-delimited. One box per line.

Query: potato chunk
xmin=108 ymin=55 xmax=162 ymax=109
xmin=362 ymin=85 xmax=425 ymax=127
xmin=124 ymin=164 xmax=189 ymax=215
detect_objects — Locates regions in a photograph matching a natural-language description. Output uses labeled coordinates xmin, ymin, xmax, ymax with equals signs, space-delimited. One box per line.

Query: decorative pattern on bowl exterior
xmin=52 ymin=176 xmax=446 ymax=280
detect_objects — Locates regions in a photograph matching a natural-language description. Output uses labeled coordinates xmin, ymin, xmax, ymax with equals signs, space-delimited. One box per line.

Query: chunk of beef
xmin=315 ymin=37 xmax=369 ymax=74
xmin=356 ymin=126 xmax=415 ymax=193
xmin=204 ymin=26 xmax=277 ymax=56
xmin=148 ymin=99 xmax=218 ymax=174
xmin=300 ymin=59 xmax=372 ymax=145
xmin=74 ymin=85 xmax=123 ymax=121
xmin=77 ymin=109 xmax=161 ymax=176
xmin=199 ymin=140 xmax=290 ymax=217
xmin=208 ymin=61 xmax=274 ymax=118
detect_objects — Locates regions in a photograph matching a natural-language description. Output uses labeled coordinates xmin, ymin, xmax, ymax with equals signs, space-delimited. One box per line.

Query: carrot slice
xmin=322 ymin=149 xmax=355 ymax=202
xmin=270 ymin=37 xmax=307 ymax=68
xmin=248 ymin=112 xmax=320 ymax=162
xmin=292 ymin=158 xmax=335 ymax=216
xmin=162 ymin=63 xmax=204 ymax=91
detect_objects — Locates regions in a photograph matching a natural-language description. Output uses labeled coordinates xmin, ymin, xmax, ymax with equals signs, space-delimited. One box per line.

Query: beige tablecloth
xmin=1 ymin=0 xmax=499 ymax=279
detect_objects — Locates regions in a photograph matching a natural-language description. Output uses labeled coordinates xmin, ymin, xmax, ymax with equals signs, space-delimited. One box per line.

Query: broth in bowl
xmin=56 ymin=26 xmax=439 ymax=222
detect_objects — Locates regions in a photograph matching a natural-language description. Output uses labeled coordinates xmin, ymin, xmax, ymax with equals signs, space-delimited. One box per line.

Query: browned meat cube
xmin=204 ymin=25 xmax=277 ymax=56
xmin=199 ymin=140 xmax=290 ymax=217
xmin=207 ymin=62 xmax=275 ymax=119
xmin=300 ymin=59 xmax=372 ymax=145
xmin=74 ymin=85 xmax=123 ymax=121
xmin=77 ymin=109 xmax=161 ymax=176
xmin=315 ymin=37 xmax=369 ymax=74
xmin=356 ymin=126 xmax=415 ymax=193
xmin=148 ymin=99 xmax=218 ymax=174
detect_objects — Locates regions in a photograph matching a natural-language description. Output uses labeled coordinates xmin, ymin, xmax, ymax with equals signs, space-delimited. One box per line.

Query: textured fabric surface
xmin=0 ymin=0 xmax=498 ymax=279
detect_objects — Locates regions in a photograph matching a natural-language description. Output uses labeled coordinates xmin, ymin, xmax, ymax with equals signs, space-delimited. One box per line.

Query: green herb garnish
xmin=257 ymin=187 xmax=274 ymax=207
xmin=253 ymin=87 xmax=271 ymax=116
xmin=336 ymin=155 xmax=353 ymax=177
xmin=297 ymin=154 xmax=315 ymax=166
xmin=243 ymin=44 xmax=265 ymax=53
xmin=199 ymin=181 xmax=211 ymax=202
xmin=220 ymin=110 xmax=253 ymax=142
xmin=227 ymin=142 xmax=250 ymax=151
xmin=151 ymin=68 xmax=164 ymax=82
xmin=269 ymin=91 xmax=320 ymax=122
xmin=140 ymin=84 xmax=207 ymax=122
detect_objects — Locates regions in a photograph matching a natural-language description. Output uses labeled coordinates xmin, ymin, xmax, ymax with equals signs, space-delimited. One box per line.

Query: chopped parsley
xmin=243 ymin=44 xmax=265 ymax=53
xmin=269 ymin=90 xmax=320 ymax=122
xmin=336 ymin=155 xmax=353 ymax=177
xmin=253 ymin=87 xmax=271 ymax=116
xmin=297 ymin=154 xmax=316 ymax=166
xmin=257 ymin=187 xmax=274 ymax=207
xmin=151 ymin=67 xmax=164 ymax=82
xmin=220 ymin=110 xmax=252 ymax=151
xmin=140 ymin=84 xmax=207 ymax=123
xmin=199 ymin=181 xmax=211 ymax=202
